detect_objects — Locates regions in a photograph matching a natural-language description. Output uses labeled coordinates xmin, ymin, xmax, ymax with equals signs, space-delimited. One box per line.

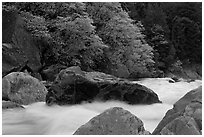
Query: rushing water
xmin=2 ymin=78 xmax=202 ymax=135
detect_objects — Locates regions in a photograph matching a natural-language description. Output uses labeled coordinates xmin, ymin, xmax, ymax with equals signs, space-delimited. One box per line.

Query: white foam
xmin=2 ymin=78 xmax=202 ymax=135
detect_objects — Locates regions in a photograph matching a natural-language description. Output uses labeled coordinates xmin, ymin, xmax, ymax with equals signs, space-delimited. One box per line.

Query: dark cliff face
xmin=45 ymin=66 xmax=161 ymax=106
xmin=2 ymin=9 xmax=42 ymax=79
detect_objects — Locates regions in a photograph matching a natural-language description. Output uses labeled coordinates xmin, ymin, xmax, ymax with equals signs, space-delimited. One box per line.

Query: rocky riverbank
xmin=73 ymin=86 xmax=202 ymax=135
xmin=2 ymin=4 xmax=202 ymax=135
xmin=2 ymin=66 xmax=161 ymax=108
xmin=45 ymin=66 xmax=161 ymax=105
xmin=2 ymin=66 xmax=202 ymax=135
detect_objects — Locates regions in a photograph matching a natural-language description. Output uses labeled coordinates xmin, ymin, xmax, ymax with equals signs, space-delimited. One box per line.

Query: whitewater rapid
xmin=2 ymin=78 xmax=202 ymax=135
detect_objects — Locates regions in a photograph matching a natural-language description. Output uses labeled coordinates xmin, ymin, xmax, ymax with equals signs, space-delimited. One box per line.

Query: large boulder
xmin=46 ymin=66 xmax=161 ymax=106
xmin=74 ymin=107 xmax=150 ymax=135
xmin=41 ymin=64 xmax=67 ymax=82
xmin=2 ymin=9 xmax=42 ymax=79
xmin=153 ymin=86 xmax=202 ymax=135
xmin=2 ymin=72 xmax=47 ymax=105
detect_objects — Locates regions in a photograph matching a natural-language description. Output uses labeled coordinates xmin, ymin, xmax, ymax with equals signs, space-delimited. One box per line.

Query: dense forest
xmin=3 ymin=2 xmax=202 ymax=79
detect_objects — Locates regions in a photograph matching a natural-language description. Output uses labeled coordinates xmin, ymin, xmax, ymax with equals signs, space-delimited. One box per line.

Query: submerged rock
xmin=2 ymin=72 xmax=47 ymax=105
xmin=171 ymin=76 xmax=181 ymax=82
xmin=168 ymin=79 xmax=175 ymax=83
xmin=46 ymin=66 xmax=161 ymax=106
xmin=74 ymin=107 xmax=150 ymax=135
xmin=153 ymin=86 xmax=202 ymax=135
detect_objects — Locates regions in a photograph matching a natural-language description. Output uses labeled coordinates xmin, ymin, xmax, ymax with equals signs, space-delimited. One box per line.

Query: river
xmin=2 ymin=78 xmax=202 ymax=135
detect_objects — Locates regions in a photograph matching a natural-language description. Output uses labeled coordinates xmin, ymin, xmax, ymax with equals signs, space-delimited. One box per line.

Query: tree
xmin=4 ymin=2 xmax=108 ymax=71
xmin=163 ymin=2 xmax=202 ymax=63
xmin=121 ymin=2 xmax=173 ymax=73
xmin=54 ymin=14 xmax=108 ymax=69
xmin=121 ymin=2 xmax=202 ymax=73
xmin=87 ymin=2 xmax=154 ymax=77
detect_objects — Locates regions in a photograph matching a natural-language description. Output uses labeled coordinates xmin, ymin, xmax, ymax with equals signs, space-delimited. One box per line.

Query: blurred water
xmin=2 ymin=78 xmax=202 ymax=135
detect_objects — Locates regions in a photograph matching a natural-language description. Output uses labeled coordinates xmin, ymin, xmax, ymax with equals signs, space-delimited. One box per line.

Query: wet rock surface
xmin=74 ymin=107 xmax=150 ymax=135
xmin=153 ymin=86 xmax=202 ymax=135
xmin=2 ymin=72 xmax=47 ymax=105
xmin=2 ymin=101 xmax=24 ymax=109
xmin=46 ymin=66 xmax=161 ymax=106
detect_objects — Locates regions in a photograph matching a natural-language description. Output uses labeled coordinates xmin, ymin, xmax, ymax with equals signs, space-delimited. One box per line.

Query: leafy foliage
xmin=3 ymin=2 xmax=201 ymax=78
xmin=4 ymin=2 xmax=107 ymax=71
xmin=87 ymin=2 xmax=155 ymax=77
xmin=164 ymin=3 xmax=202 ymax=63
xmin=21 ymin=12 xmax=50 ymax=39
xmin=121 ymin=2 xmax=202 ymax=74
xmin=54 ymin=15 xmax=107 ymax=69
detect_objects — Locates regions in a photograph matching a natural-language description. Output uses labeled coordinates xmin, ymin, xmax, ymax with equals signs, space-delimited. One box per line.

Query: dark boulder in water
xmin=168 ymin=79 xmax=175 ymax=83
xmin=74 ymin=107 xmax=150 ymax=135
xmin=46 ymin=66 xmax=161 ymax=106
xmin=171 ymin=76 xmax=181 ymax=82
xmin=153 ymin=86 xmax=202 ymax=135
